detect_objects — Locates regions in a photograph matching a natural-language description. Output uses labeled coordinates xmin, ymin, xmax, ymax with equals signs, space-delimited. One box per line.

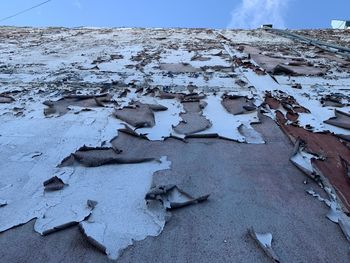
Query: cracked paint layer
xmin=191 ymin=93 xmax=263 ymax=143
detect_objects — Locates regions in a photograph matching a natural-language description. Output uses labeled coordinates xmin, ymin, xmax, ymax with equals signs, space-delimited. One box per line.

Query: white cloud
xmin=73 ymin=0 xmax=82 ymax=9
xmin=228 ymin=0 xmax=289 ymax=29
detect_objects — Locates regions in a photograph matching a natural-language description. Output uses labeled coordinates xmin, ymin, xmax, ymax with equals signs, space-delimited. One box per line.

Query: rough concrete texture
xmin=0 ymin=116 xmax=349 ymax=263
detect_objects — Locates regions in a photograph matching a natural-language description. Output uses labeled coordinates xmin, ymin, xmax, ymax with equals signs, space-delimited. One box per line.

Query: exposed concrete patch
xmin=224 ymin=39 xmax=350 ymax=250
xmin=221 ymin=94 xmax=256 ymax=115
xmin=160 ymin=63 xmax=202 ymax=73
xmin=43 ymin=94 xmax=113 ymax=116
xmin=321 ymin=94 xmax=349 ymax=108
xmin=173 ymin=101 xmax=211 ymax=135
xmin=113 ymin=101 xmax=167 ymax=128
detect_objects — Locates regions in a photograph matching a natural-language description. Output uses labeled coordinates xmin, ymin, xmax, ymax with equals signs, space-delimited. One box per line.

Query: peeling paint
xmin=248 ymin=227 xmax=280 ymax=263
xmin=145 ymin=185 xmax=209 ymax=210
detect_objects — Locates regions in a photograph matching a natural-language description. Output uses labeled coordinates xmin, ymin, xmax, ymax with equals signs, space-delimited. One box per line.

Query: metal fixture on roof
xmin=265 ymin=28 xmax=350 ymax=59
xmin=261 ymin=24 xmax=273 ymax=29
xmin=331 ymin=20 xmax=350 ymax=29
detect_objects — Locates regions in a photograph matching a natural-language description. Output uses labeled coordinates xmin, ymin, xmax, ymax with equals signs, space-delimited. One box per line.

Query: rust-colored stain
xmin=265 ymin=93 xmax=350 ymax=212
xmin=265 ymin=91 xmax=309 ymax=123
xmin=274 ymin=109 xmax=350 ymax=213
xmin=266 ymin=91 xmax=310 ymax=113
xmin=233 ymin=57 xmax=267 ymax=75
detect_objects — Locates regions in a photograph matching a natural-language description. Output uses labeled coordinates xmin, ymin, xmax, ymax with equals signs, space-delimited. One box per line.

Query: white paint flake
xmin=193 ymin=93 xmax=262 ymax=142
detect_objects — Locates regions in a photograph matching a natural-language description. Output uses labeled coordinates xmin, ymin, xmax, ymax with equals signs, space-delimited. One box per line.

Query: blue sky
xmin=0 ymin=0 xmax=349 ymax=29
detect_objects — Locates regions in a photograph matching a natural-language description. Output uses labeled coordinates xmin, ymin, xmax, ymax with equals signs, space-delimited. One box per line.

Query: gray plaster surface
xmin=0 ymin=116 xmax=349 ymax=263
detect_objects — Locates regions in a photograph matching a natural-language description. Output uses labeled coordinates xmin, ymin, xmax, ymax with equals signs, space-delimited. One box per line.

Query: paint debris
xmin=290 ymin=139 xmax=317 ymax=178
xmin=145 ymin=185 xmax=210 ymax=210
xmin=0 ymin=199 xmax=7 ymax=207
xmin=306 ymin=188 xmax=350 ymax=241
xmin=324 ymin=110 xmax=350 ymax=130
xmin=34 ymin=199 xmax=97 ymax=235
xmin=0 ymin=94 xmax=15 ymax=103
xmin=221 ymin=94 xmax=256 ymax=115
xmin=43 ymin=176 xmax=67 ymax=191
xmin=248 ymin=227 xmax=280 ymax=263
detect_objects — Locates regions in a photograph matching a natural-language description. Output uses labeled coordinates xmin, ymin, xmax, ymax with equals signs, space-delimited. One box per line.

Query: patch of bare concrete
xmin=43 ymin=94 xmax=113 ymax=116
xmin=113 ymin=101 xmax=167 ymax=128
xmin=173 ymin=101 xmax=211 ymax=135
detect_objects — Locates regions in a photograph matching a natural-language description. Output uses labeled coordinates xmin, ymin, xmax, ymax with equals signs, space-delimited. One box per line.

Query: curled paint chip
xmin=324 ymin=110 xmax=350 ymax=130
xmin=35 ymin=200 xmax=97 ymax=235
xmin=0 ymin=199 xmax=7 ymax=207
xmin=59 ymin=146 xmax=154 ymax=167
xmin=326 ymin=203 xmax=342 ymax=224
xmin=145 ymin=185 xmax=209 ymax=210
xmin=290 ymin=139 xmax=317 ymax=177
xmin=117 ymin=124 xmax=149 ymax=140
xmin=43 ymin=176 xmax=67 ymax=191
xmin=248 ymin=227 xmax=280 ymax=263
xmin=0 ymin=94 xmax=15 ymax=103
